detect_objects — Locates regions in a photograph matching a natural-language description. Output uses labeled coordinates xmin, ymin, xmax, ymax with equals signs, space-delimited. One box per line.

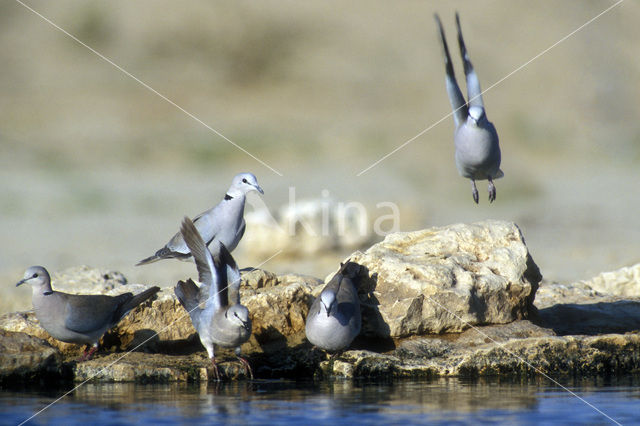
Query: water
xmin=2 ymin=376 xmax=638 ymax=425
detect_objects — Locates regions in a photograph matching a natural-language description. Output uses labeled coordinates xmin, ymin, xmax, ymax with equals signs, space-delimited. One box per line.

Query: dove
xmin=137 ymin=172 xmax=263 ymax=265
xmin=174 ymin=217 xmax=252 ymax=380
xmin=305 ymin=261 xmax=362 ymax=352
xmin=435 ymin=12 xmax=503 ymax=203
xmin=16 ymin=266 xmax=159 ymax=360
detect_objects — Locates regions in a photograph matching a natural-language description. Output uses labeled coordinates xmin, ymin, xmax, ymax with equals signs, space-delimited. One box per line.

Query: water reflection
xmin=3 ymin=376 xmax=639 ymax=424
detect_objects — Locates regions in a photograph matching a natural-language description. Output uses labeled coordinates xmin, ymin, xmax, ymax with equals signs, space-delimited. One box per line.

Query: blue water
xmin=2 ymin=376 xmax=639 ymax=425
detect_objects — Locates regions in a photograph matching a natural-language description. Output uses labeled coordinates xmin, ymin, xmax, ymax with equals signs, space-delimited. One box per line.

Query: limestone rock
xmin=535 ymin=263 xmax=640 ymax=309
xmin=73 ymin=353 xmax=200 ymax=383
xmin=345 ymin=220 xmax=541 ymax=337
xmin=534 ymin=281 xmax=605 ymax=309
xmin=537 ymin=301 xmax=640 ymax=336
xmin=241 ymin=268 xmax=280 ymax=289
xmin=50 ymin=265 xmax=128 ymax=293
xmin=0 ymin=330 xmax=65 ymax=385
xmin=242 ymin=197 xmax=372 ymax=258
xmin=578 ymin=263 xmax=640 ymax=297
xmin=108 ymin=289 xmax=194 ymax=353
xmin=320 ymin=324 xmax=640 ymax=379
xmin=241 ymin=270 xmax=318 ymax=353
xmin=0 ymin=311 xmax=81 ymax=356
xmin=534 ymin=264 xmax=640 ymax=335
xmin=3 ymin=237 xmax=640 ymax=384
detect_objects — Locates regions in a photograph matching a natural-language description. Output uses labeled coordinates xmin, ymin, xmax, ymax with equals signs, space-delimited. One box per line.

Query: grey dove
xmin=435 ymin=13 xmax=503 ymax=203
xmin=174 ymin=217 xmax=253 ymax=380
xmin=305 ymin=261 xmax=362 ymax=352
xmin=16 ymin=266 xmax=160 ymax=360
xmin=137 ymin=172 xmax=263 ymax=266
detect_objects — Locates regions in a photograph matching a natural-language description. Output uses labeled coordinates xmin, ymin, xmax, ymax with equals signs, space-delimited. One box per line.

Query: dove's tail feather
xmin=115 ymin=286 xmax=160 ymax=322
xmin=175 ymin=278 xmax=202 ymax=313
xmin=136 ymin=247 xmax=192 ymax=266
xmin=434 ymin=12 xmax=467 ymax=128
xmin=455 ymin=12 xmax=484 ymax=110
xmin=136 ymin=255 xmax=160 ymax=266
xmin=175 ymin=279 xmax=202 ymax=325
xmin=336 ymin=259 xmax=364 ymax=280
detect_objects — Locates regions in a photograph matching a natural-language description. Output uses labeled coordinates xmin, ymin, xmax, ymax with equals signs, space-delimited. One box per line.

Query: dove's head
xmin=227 ymin=304 xmax=252 ymax=332
xmin=16 ymin=266 xmax=52 ymax=294
xmin=229 ymin=173 xmax=264 ymax=197
xmin=319 ymin=289 xmax=337 ymax=317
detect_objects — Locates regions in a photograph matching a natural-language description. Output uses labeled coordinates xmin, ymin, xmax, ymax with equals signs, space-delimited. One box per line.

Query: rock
xmin=0 ymin=330 xmax=66 ymax=385
xmin=242 ymin=196 xmax=372 ymax=258
xmin=0 ymin=311 xmax=80 ymax=356
xmin=345 ymin=220 xmax=541 ymax=337
xmin=534 ymin=264 xmax=640 ymax=335
xmin=537 ymin=301 xmax=640 ymax=336
xmin=3 ymin=224 xmax=640 ymax=384
xmin=50 ymin=265 xmax=128 ymax=293
xmin=242 ymin=272 xmax=316 ymax=352
xmin=534 ymin=281 xmax=606 ymax=309
xmin=578 ymin=263 xmax=640 ymax=297
xmin=241 ymin=268 xmax=280 ymax=289
xmin=535 ymin=263 xmax=640 ymax=310
xmin=454 ymin=320 xmax=556 ymax=346
xmin=320 ymin=325 xmax=640 ymax=379
xmin=108 ymin=289 xmax=194 ymax=353
xmin=73 ymin=352 xmax=207 ymax=383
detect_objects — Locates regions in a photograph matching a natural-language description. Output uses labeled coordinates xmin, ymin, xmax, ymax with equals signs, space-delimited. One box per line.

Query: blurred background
xmin=2 ymin=0 xmax=639 ymax=313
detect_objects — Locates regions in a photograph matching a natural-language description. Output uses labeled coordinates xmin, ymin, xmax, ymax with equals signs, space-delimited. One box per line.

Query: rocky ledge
xmin=1 ymin=220 xmax=639 ymax=384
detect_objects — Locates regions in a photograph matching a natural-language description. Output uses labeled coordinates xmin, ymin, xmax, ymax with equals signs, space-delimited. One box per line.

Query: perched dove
xmin=16 ymin=266 xmax=159 ymax=360
xmin=137 ymin=172 xmax=263 ymax=265
xmin=174 ymin=217 xmax=252 ymax=380
xmin=305 ymin=261 xmax=362 ymax=352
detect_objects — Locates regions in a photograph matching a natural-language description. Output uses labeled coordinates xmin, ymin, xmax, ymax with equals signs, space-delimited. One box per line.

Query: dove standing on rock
xmin=137 ymin=172 xmax=264 ymax=266
xmin=305 ymin=261 xmax=362 ymax=353
xmin=174 ymin=217 xmax=253 ymax=380
xmin=16 ymin=266 xmax=160 ymax=360
xmin=435 ymin=13 xmax=503 ymax=203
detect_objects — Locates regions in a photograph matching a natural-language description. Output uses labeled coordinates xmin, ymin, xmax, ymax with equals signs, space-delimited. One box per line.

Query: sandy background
xmin=2 ymin=1 xmax=639 ymax=313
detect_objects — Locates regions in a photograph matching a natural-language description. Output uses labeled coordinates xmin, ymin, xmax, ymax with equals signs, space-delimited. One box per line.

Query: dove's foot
xmin=329 ymin=351 xmax=346 ymax=360
xmin=210 ymin=357 xmax=221 ymax=381
xmin=471 ymin=180 xmax=479 ymax=204
xmin=488 ymin=177 xmax=496 ymax=203
xmin=236 ymin=356 xmax=254 ymax=380
xmin=77 ymin=345 xmax=98 ymax=362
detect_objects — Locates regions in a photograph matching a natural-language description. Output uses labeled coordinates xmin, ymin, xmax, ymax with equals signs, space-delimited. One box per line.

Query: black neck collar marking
xmin=43 ymin=291 xmax=53 ymax=296
xmin=224 ymin=194 xmax=233 ymax=200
